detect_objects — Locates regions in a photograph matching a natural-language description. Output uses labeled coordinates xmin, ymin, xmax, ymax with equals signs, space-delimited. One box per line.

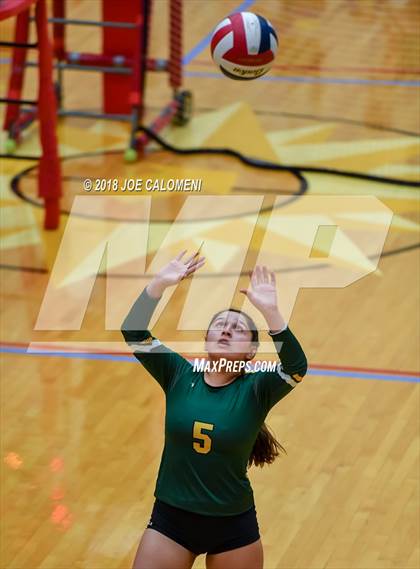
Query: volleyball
xmin=210 ymin=12 xmax=278 ymax=81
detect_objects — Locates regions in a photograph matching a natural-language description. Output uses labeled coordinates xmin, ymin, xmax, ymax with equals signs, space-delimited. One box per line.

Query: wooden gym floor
xmin=1 ymin=1 xmax=419 ymax=568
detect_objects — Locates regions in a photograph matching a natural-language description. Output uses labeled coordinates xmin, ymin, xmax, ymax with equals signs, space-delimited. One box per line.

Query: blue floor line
xmin=1 ymin=346 xmax=419 ymax=383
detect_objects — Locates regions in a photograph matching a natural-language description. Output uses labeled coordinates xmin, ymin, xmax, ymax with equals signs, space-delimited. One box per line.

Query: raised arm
xmin=121 ymin=250 xmax=205 ymax=392
xmin=240 ymin=266 xmax=307 ymax=413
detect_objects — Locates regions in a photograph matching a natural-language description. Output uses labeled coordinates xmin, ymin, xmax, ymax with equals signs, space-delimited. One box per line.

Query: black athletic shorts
xmin=146 ymin=498 xmax=260 ymax=555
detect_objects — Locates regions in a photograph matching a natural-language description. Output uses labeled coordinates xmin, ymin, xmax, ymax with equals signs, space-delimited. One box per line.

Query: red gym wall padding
xmin=102 ymin=0 xmax=143 ymax=114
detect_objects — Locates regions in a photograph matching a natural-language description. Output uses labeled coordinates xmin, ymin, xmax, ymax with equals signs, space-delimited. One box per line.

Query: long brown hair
xmin=207 ymin=308 xmax=287 ymax=468
xmin=248 ymin=422 xmax=287 ymax=468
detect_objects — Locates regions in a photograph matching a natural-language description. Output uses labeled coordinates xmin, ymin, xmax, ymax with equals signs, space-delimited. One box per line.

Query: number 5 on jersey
xmin=193 ymin=421 xmax=214 ymax=454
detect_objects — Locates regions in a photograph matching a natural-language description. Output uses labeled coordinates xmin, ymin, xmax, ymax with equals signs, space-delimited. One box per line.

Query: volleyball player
xmin=121 ymin=250 xmax=307 ymax=569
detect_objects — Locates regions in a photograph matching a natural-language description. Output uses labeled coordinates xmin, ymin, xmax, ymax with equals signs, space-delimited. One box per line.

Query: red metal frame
xmin=1 ymin=0 xmax=61 ymax=230
xmin=2 ymin=0 xmax=185 ymax=229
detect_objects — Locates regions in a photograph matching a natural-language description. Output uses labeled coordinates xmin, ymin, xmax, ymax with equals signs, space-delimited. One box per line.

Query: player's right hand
xmin=156 ymin=250 xmax=206 ymax=287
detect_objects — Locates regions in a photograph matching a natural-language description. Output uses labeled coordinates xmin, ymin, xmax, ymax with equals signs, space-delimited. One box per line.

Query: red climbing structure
xmin=1 ymin=0 xmax=191 ymax=228
xmin=1 ymin=0 xmax=61 ymax=229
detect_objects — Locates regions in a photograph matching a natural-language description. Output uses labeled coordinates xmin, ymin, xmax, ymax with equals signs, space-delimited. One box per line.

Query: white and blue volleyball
xmin=210 ymin=12 xmax=278 ymax=80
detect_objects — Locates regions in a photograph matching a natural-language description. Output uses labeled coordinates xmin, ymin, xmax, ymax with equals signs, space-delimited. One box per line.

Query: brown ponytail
xmin=248 ymin=422 xmax=287 ymax=468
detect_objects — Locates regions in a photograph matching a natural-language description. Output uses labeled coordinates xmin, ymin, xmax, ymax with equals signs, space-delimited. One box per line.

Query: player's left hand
xmin=239 ymin=266 xmax=278 ymax=315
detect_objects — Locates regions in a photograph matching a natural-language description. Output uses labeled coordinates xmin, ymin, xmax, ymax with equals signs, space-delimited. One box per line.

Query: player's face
xmin=205 ymin=310 xmax=256 ymax=361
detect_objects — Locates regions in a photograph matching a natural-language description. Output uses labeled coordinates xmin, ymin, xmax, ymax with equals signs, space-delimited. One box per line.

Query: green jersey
xmin=122 ymin=289 xmax=307 ymax=516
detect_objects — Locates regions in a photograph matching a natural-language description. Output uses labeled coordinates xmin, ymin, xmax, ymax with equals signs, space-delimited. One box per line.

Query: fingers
xmin=251 ymin=265 xmax=275 ymax=285
xmin=252 ymin=265 xmax=264 ymax=286
xmin=185 ymin=249 xmax=203 ymax=267
xmin=184 ymin=264 xmax=205 ymax=278
xmin=187 ymin=255 xmax=205 ymax=269
xmin=180 ymin=243 xmax=204 ymax=267
xmin=252 ymin=266 xmax=263 ymax=286
xmin=176 ymin=250 xmax=187 ymax=261
xmin=184 ymin=257 xmax=206 ymax=277
xmin=262 ymin=266 xmax=269 ymax=283
xmin=251 ymin=267 xmax=258 ymax=288
xmin=184 ymin=251 xmax=197 ymax=266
